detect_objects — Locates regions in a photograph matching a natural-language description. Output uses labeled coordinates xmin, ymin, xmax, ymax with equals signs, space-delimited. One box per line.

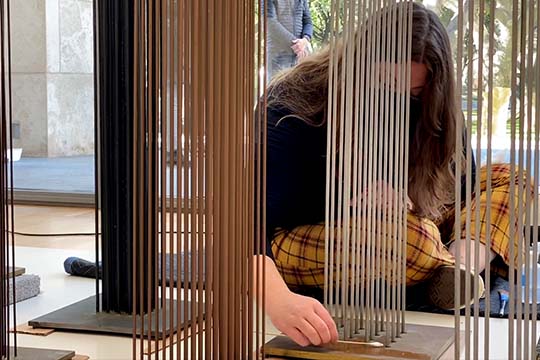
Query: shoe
xmin=426 ymin=265 xmax=486 ymax=310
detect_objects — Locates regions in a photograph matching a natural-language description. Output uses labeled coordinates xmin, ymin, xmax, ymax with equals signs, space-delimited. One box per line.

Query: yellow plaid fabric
xmin=271 ymin=164 xmax=532 ymax=290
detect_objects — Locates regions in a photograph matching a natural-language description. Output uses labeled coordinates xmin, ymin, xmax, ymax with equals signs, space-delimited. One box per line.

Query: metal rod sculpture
xmin=132 ymin=0 xmax=266 ymax=358
xmin=324 ymin=0 xmax=412 ymax=345
xmin=95 ymin=0 xmax=140 ymax=315
xmin=129 ymin=0 xmax=540 ymax=358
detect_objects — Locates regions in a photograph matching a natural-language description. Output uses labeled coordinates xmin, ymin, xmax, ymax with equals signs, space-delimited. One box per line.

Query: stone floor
xmin=8 ymin=206 xmax=540 ymax=359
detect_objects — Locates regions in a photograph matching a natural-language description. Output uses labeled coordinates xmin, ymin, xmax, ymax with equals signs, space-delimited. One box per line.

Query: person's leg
xmin=447 ymin=164 xmax=532 ymax=276
xmin=269 ymin=213 xmax=455 ymax=290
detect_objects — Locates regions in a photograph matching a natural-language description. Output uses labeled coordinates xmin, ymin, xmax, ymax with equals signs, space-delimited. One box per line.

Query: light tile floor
xmin=8 ymin=205 xmax=540 ymax=359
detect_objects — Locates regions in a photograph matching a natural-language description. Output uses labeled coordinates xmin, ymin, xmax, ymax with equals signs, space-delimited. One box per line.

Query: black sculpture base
xmin=9 ymin=347 xmax=75 ymax=360
xmin=29 ymin=295 xmax=191 ymax=339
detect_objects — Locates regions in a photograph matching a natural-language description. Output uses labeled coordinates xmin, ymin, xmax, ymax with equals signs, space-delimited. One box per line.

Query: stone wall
xmin=12 ymin=0 xmax=94 ymax=157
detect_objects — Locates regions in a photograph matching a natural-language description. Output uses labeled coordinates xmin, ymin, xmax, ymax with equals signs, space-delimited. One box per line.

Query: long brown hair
xmin=267 ymin=2 xmax=462 ymax=220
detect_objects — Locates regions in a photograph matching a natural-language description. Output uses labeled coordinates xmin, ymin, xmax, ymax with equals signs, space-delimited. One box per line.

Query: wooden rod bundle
xmin=0 ymin=0 xmax=14 ymax=357
xmin=132 ymin=0 xmax=265 ymax=358
xmin=324 ymin=0 xmax=412 ymax=346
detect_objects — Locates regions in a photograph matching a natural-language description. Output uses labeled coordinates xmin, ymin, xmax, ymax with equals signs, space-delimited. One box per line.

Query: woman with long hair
xmin=261 ymin=1 xmax=526 ymax=347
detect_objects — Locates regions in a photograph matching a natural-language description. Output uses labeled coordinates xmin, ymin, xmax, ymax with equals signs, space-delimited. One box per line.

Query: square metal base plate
xmin=264 ymin=324 xmax=454 ymax=360
xmin=29 ymin=295 xmax=191 ymax=338
xmin=9 ymin=347 xmax=75 ymax=360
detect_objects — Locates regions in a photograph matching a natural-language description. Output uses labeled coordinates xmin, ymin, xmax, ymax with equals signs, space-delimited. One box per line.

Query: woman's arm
xmin=254 ymin=255 xmax=339 ymax=346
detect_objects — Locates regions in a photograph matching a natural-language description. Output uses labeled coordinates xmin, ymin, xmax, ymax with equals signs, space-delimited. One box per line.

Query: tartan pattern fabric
xmin=271 ymin=164 xmax=531 ymax=290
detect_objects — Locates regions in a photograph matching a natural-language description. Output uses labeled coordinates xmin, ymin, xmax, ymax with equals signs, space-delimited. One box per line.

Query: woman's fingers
xmin=298 ymin=318 xmax=323 ymax=346
xmin=313 ymin=302 xmax=339 ymax=343
xmin=305 ymin=310 xmax=332 ymax=344
xmin=285 ymin=326 xmax=311 ymax=347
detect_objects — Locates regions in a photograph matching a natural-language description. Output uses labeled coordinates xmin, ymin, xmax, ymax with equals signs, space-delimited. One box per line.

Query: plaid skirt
xmin=271 ymin=164 xmax=532 ymax=289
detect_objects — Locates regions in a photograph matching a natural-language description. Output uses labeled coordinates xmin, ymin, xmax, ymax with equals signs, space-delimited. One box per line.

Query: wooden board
xmin=10 ymin=324 xmax=55 ymax=336
xmin=72 ymin=355 xmax=90 ymax=360
xmin=264 ymin=324 xmax=454 ymax=360
xmin=5 ymin=266 xmax=25 ymax=278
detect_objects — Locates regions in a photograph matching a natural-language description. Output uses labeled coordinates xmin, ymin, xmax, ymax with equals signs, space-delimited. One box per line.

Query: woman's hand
xmin=266 ymin=290 xmax=339 ymax=347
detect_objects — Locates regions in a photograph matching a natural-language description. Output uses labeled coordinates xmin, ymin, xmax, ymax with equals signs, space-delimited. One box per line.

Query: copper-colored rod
xmin=182 ymin=0 xmax=191 ymax=357
xmin=244 ymin=0 xmax=251 ymax=354
xmin=231 ymin=0 xmax=239 ymax=359
xmin=256 ymin=0 xmax=267 ymax=355
xmin=239 ymin=0 xmax=249 ymax=354
xmin=176 ymin=0 xmax=185 ymax=356
xmin=198 ymin=0 xmax=207 ymax=354
xmin=213 ymin=0 xmax=221 ymax=353
xmin=205 ymin=0 xmax=216 ymax=356
xmin=191 ymin=0 xmax=202 ymax=356
xmin=262 ymin=0 xmax=269 ymax=353
xmin=245 ymin=0 xmax=256 ymax=354
xmin=146 ymin=0 xmax=155 ymax=353
xmin=186 ymin=0 xmax=197 ymax=355
xmin=230 ymin=0 xmax=240 ymax=355
xmin=221 ymin=0 xmax=231 ymax=354
xmin=157 ymin=0 xmax=167 ymax=356
xmin=166 ymin=0 xmax=176 ymax=358
xmin=254 ymin=0 xmax=263 ymax=352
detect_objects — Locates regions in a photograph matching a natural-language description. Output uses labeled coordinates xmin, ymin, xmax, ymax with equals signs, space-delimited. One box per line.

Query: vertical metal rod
xmin=484 ymin=0 xmax=496 ymax=357
xmin=508 ymin=0 xmax=520 ymax=355
xmin=454 ymin=0 xmax=464 ymax=352
xmin=401 ymin=0 xmax=412 ymax=334
xmin=473 ymin=0 xmax=485 ymax=356
xmin=532 ymin=0 xmax=540 ymax=354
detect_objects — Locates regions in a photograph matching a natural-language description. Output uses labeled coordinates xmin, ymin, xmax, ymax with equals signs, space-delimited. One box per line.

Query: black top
xmin=264 ymin=105 xmax=476 ymax=259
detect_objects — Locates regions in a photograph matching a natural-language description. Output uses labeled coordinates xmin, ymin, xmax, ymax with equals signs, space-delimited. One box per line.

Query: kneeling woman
xmin=261 ymin=2 xmax=527 ymax=348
